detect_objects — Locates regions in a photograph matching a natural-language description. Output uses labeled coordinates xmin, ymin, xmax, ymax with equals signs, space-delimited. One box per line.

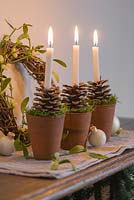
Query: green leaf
xmin=1 ymin=78 xmax=11 ymax=93
xmin=23 ymin=23 xmax=28 ymax=35
xmin=37 ymin=49 xmax=46 ymax=53
xmin=59 ymin=159 xmax=77 ymax=171
xmin=17 ymin=33 xmax=29 ymax=41
xmin=87 ymin=152 xmax=108 ymax=159
xmin=33 ymin=45 xmax=46 ymax=53
xmin=22 ymin=145 xmax=29 ymax=159
xmin=14 ymin=138 xmax=23 ymax=151
xmin=14 ymin=138 xmax=29 ymax=159
xmin=52 ymin=70 xmax=60 ymax=83
xmin=69 ymin=145 xmax=85 ymax=154
xmin=35 ymin=45 xmax=44 ymax=50
xmin=50 ymin=160 xmax=59 ymax=170
xmin=53 ymin=59 xmax=67 ymax=68
xmin=116 ymin=128 xmax=122 ymax=135
xmin=21 ymin=97 xmax=29 ymax=114
xmin=51 ymin=152 xmax=60 ymax=161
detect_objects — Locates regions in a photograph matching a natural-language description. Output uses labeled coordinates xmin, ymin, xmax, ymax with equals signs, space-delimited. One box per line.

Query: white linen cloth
xmin=0 ymin=130 xmax=134 ymax=179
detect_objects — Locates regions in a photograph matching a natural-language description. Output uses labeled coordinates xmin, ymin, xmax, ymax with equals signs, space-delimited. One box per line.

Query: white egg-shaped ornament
xmin=112 ymin=116 xmax=120 ymax=135
xmin=89 ymin=126 xmax=106 ymax=147
xmin=0 ymin=132 xmax=15 ymax=156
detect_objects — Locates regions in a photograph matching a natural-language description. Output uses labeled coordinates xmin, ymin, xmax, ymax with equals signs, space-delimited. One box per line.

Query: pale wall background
xmin=0 ymin=0 xmax=134 ymax=122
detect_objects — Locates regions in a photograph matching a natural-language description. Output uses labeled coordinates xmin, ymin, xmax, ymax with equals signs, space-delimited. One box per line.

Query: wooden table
xmin=0 ymin=118 xmax=134 ymax=200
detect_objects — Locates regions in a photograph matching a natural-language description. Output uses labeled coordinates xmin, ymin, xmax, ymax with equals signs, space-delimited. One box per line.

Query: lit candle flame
xmin=93 ymin=30 xmax=98 ymax=46
xmin=74 ymin=25 xmax=79 ymax=45
xmin=48 ymin=26 xmax=53 ymax=47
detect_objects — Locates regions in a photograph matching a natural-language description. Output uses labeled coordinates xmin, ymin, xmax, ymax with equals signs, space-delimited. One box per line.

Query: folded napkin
xmin=0 ymin=130 xmax=134 ymax=179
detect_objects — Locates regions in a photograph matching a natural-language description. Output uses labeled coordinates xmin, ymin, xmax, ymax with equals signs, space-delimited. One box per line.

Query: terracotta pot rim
xmin=66 ymin=111 xmax=92 ymax=115
xmin=95 ymin=104 xmax=116 ymax=107
xmin=26 ymin=113 xmax=65 ymax=119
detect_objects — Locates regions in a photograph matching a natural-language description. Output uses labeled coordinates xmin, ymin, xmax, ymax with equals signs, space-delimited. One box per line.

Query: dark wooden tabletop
xmin=0 ymin=117 xmax=134 ymax=200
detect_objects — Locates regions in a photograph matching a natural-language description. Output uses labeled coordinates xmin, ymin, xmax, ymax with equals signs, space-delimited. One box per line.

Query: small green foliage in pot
xmin=27 ymin=85 xmax=68 ymax=117
xmin=87 ymin=80 xmax=118 ymax=106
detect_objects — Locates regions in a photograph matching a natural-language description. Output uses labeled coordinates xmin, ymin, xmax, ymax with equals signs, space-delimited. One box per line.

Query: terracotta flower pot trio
xmin=27 ymin=80 xmax=117 ymax=160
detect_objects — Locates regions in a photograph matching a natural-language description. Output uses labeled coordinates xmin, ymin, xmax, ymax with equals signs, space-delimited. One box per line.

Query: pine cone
xmin=33 ymin=85 xmax=62 ymax=114
xmin=61 ymin=83 xmax=88 ymax=110
xmin=88 ymin=80 xmax=112 ymax=100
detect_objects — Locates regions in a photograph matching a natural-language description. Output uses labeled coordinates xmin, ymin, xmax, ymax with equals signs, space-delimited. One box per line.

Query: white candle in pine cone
xmin=92 ymin=30 xmax=100 ymax=82
xmin=45 ymin=26 xmax=54 ymax=88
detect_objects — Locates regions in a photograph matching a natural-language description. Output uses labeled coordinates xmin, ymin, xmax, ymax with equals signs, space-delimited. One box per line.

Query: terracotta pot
xmin=26 ymin=114 xmax=65 ymax=160
xmin=61 ymin=112 xmax=92 ymax=150
xmin=91 ymin=104 xmax=116 ymax=141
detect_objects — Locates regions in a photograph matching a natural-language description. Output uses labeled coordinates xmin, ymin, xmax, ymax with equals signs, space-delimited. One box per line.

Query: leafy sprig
xmin=50 ymin=145 xmax=108 ymax=171
xmin=69 ymin=145 xmax=108 ymax=159
xmin=21 ymin=97 xmax=29 ymax=127
xmin=14 ymin=133 xmax=29 ymax=159
xmin=50 ymin=152 xmax=76 ymax=171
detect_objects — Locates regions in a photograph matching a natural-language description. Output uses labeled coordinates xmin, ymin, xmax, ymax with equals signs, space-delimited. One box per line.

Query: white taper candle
xmin=45 ymin=26 xmax=54 ymax=88
xmin=92 ymin=30 xmax=100 ymax=82
xmin=72 ymin=25 xmax=79 ymax=85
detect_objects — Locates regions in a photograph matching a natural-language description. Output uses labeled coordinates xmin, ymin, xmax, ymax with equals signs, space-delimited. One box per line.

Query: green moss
xmin=68 ymin=105 xmax=94 ymax=113
xmin=27 ymin=105 xmax=68 ymax=117
xmin=88 ymin=95 xmax=118 ymax=106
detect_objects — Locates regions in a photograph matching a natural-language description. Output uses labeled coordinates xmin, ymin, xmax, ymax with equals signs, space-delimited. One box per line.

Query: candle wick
xmin=94 ymin=43 xmax=97 ymax=47
xmin=49 ymin=42 xmax=52 ymax=48
xmin=75 ymin=41 xmax=78 ymax=45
